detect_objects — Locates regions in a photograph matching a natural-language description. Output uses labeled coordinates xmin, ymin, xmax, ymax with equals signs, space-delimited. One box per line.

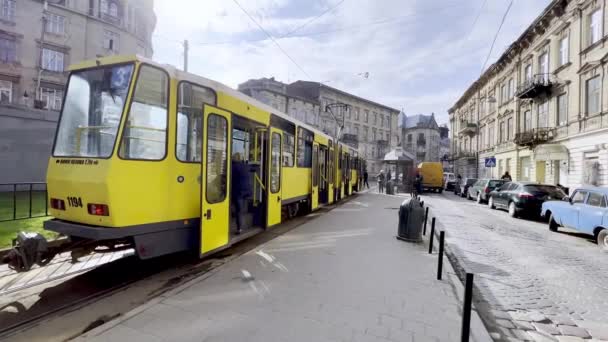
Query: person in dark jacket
xmin=363 ymin=170 xmax=369 ymax=189
xmin=231 ymin=153 xmax=251 ymax=234
xmin=378 ymin=170 xmax=385 ymax=193
xmin=501 ymin=171 xmax=512 ymax=181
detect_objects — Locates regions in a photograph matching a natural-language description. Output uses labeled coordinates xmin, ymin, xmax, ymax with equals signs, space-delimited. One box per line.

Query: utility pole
xmin=36 ymin=1 xmax=48 ymax=104
xmin=183 ymin=39 xmax=189 ymax=72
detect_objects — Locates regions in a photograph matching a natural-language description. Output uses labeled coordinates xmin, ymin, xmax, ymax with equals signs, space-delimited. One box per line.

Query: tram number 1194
xmin=67 ymin=196 xmax=83 ymax=208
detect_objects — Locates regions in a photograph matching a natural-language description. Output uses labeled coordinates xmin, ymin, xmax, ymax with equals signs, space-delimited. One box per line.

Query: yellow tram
xmin=43 ymin=55 xmax=365 ymax=260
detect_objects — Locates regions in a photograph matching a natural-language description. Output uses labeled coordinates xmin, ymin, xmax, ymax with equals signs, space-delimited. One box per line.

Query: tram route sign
xmin=484 ymin=157 xmax=496 ymax=168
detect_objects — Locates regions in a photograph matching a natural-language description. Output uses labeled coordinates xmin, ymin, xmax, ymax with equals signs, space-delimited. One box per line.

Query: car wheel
xmin=508 ymin=202 xmax=518 ymax=218
xmin=548 ymin=213 xmax=559 ymax=232
xmin=467 ymin=191 xmax=472 ymax=200
xmin=488 ymin=197 xmax=495 ymax=209
xmin=476 ymin=193 xmax=482 ymax=204
xmin=597 ymin=229 xmax=608 ymax=252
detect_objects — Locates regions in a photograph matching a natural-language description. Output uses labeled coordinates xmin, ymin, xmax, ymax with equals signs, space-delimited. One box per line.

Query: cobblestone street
xmin=422 ymin=192 xmax=608 ymax=341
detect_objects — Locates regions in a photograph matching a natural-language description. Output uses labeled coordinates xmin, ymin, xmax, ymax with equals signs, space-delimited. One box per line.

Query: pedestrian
xmin=231 ymin=153 xmax=250 ymax=235
xmin=363 ymin=170 xmax=369 ymax=189
xmin=378 ymin=170 xmax=385 ymax=193
xmin=454 ymin=174 xmax=462 ymax=194
xmin=414 ymin=173 xmax=423 ymax=195
xmin=501 ymin=171 xmax=512 ymax=181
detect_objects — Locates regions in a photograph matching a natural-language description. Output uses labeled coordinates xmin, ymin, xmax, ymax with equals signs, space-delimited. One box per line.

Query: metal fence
xmin=0 ymin=183 xmax=48 ymax=222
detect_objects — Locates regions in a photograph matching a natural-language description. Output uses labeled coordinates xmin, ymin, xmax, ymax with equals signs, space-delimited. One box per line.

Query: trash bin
xmin=396 ymin=197 xmax=424 ymax=243
xmin=386 ymin=180 xmax=395 ymax=195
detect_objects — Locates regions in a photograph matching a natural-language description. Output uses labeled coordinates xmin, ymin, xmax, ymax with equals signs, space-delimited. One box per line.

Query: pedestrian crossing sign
xmin=485 ymin=157 xmax=496 ymax=168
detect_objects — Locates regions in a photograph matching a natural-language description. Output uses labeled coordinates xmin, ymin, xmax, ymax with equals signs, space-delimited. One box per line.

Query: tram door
xmin=318 ymin=145 xmax=328 ymax=204
xmin=267 ymin=127 xmax=282 ymax=227
xmin=311 ymin=142 xmax=319 ymax=210
xmin=200 ymin=104 xmax=231 ymax=255
xmin=328 ymin=145 xmax=334 ymax=204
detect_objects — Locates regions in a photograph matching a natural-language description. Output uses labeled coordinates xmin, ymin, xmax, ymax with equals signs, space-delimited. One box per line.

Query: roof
xmin=383 ymin=147 xmax=415 ymax=161
xmin=575 ymin=187 xmax=608 ymax=195
xmin=399 ymin=112 xmax=438 ymax=129
xmin=289 ymin=81 xmax=400 ymax=113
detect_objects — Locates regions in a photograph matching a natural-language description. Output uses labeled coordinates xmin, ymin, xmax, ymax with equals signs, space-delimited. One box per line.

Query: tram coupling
xmin=2 ymin=232 xmax=56 ymax=272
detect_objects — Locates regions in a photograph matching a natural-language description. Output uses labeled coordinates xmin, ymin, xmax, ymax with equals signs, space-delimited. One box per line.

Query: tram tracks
xmin=0 ymin=204 xmax=334 ymax=341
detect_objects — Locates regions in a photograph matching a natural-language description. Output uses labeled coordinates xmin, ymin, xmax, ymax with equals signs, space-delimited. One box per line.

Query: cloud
xmin=152 ymin=0 xmax=552 ymax=125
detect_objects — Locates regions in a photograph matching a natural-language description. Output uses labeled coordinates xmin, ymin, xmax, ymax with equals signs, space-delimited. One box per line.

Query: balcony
xmin=516 ymin=74 xmax=556 ymax=99
xmin=458 ymin=122 xmax=477 ymax=137
xmin=514 ymin=128 xmax=555 ymax=147
xmin=457 ymin=151 xmax=477 ymax=159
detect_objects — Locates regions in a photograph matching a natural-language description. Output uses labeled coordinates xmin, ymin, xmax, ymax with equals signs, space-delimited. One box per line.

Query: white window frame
xmin=557 ymin=93 xmax=568 ymax=126
xmin=46 ymin=13 xmax=66 ymax=35
xmin=0 ymin=79 xmax=11 ymax=103
xmin=589 ymin=9 xmax=603 ymax=46
xmin=537 ymin=100 xmax=549 ymax=128
xmin=586 ymin=75 xmax=601 ymax=115
xmin=0 ymin=0 xmax=15 ymax=22
xmin=103 ymin=30 xmax=120 ymax=53
xmin=0 ymin=36 xmax=16 ymax=63
xmin=39 ymin=87 xmax=63 ymax=111
xmin=559 ymin=35 xmax=569 ymax=66
xmin=525 ymin=64 xmax=532 ymax=82
xmin=41 ymin=48 xmax=64 ymax=72
xmin=539 ymin=52 xmax=549 ymax=82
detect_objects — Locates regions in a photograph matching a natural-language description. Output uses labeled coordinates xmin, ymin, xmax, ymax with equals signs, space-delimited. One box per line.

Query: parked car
xmin=488 ymin=182 xmax=567 ymax=218
xmin=541 ymin=187 xmax=608 ymax=251
xmin=468 ymin=179 xmax=507 ymax=203
xmin=417 ymin=162 xmax=444 ymax=193
xmin=456 ymin=178 xmax=478 ymax=197
xmin=443 ymin=172 xmax=456 ymax=191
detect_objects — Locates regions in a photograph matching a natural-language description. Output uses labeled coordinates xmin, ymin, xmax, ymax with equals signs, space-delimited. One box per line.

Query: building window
xmin=373 ymin=112 xmax=377 ymax=125
xmin=489 ymin=91 xmax=496 ymax=112
xmin=480 ymin=99 xmax=486 ymax=116
xmin=586 ymin=76 xmax=601 ymax=114
xmin=0 ymin=0 xmax=15 ymax=22
xmin=407 ymin=134 xmax=412 ymax=142
xmin=559 ymin=36 xmax=569 ymax=66
xmin=499 ymin=121 xmax=505 ymax=142
xmin=39 ymin=87 xmax=63 ymax=111
xmin=507 ymin=117 xmax=513 ymax=139
xmin=589 ymin=9 xmax=602 ymax=46
xmin=523 ymin=110 xmax=532 ymax=132
xmin=508 ymin=78 xmax=514 ymax=99
xmin=537 ymin=100 xmax=548 ymax=128
xmin=538 ymin=52 xmax=549 ymax=81
xmin=101 ymin=0 xmax=119 ymax=17
xmin=525 ymin=64 xmax=532 ymax=82
xmin=500 ymin=84 xmax=507 ymax=104
xmin=354 ymin=126 xmax=359 ymax=136
xmin=0 ymin=37 xmax=16 ymax=63
xmin=488 ymin=125 xmax=494 ymax=146
xmin=557 ymin=93 xmax=568 ymax=126
xmin=354 ymin=107 xmax=359 ymax=120
xmin=0 ymin=79 xmax=11 ymax=103
xmin=104 ymin=30 xmax=120 ymax=53
xmin=364 ymin=110 xmax=369 ymax=123
xmin=42 ymin=48 xmax=64 ymax=72
xmin=46 ymin=13 xmax=66 ymax=35
xmin=282 ymin=132 xmax=294 ymax=167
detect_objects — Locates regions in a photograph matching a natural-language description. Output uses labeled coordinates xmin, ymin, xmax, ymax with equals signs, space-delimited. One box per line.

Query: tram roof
xmin=70 ymin=54 xmax=344 ymax=146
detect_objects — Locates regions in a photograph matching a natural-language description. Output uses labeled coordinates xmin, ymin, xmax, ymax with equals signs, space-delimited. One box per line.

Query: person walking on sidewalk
xmin=378 ymin=170 xmax=385 ymax=193
xmin=363 ymin=170 xmax=369 ymax=189
xmin=501 ymin=171 xmax=512 ymax=181
xmin=414 ymin=172 xmax=423 ymax=195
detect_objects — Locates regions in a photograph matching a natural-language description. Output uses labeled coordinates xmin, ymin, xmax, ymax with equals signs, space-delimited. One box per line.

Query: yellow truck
xmin=417 ymin=162 xmax=444 ymax=193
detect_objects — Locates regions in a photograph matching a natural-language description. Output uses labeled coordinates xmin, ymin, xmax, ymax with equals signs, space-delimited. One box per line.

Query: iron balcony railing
xmin=514 ymin=127 xmax=556 ymax=147
xmin=516 ymin=74 xmax=556 ymax=99
xmin=0 ymin=183 xmax=48 ymax=222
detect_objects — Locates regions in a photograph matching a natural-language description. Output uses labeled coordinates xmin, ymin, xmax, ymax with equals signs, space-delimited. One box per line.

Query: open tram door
xmin=200 ymin=104 xmax=232 ymax=255
xmin=318 ymin=144 xmax=329 ymax=205
xmin=266 ymin=127 xmax=282 ymax=227
xmin=327 ymin=141 xmax=334 ymax=204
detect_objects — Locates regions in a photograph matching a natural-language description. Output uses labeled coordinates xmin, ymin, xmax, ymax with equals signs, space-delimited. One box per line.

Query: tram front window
xmin=53 ymin=64 xmax=134 ymax=158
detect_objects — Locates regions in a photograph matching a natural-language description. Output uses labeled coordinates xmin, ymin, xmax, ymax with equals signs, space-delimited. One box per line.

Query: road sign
xmin=485 ymin=157 xmax=496 ymax=168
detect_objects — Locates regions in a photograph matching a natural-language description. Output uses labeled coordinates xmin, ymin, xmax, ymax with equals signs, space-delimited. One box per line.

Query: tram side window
xmin=271 ymin=132 xmax=281 ymax=193
xmin=119 ymin=65 xmax=168 ymax=160
xmin=296 ymin=128 xmax=312 ymax=167
xmin=177 ymin=82 xmax=217 ymax=162
xmin=206 ymin=114 xmax=228 ymax=203
xmin=283 ymin=132 xmax=295 ymax=167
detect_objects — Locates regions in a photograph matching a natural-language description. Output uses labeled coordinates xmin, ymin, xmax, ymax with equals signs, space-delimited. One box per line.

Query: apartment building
xmin=0 ymin=0 xmax=155 ymax=110
xmin=399 ymin=112 xmax=441 ymax=163
xmin=239 ymin=79 xmax=401 ymax=175
xmin=450 ymin=0 xmax=608 ymax=189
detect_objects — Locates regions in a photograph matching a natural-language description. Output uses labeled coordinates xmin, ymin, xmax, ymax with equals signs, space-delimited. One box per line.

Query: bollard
xmin=423 ymin=207 xmax=429 ymax=235
xmin=461 ymin=273 xmax=474 ymax=342
xmin=437 ymin=231 xmax=445 ymax=280
xmin=428 ymin=217 xmax=436 ymax=254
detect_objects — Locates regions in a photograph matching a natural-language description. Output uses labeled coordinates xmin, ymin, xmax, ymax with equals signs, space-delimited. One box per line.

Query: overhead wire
xmin=480 ymin=0 xmax=514 ymax=73
xmin=231 ymin=0 xmax=312 ymax=79
xmin=279 ymin=0 xmax=346 ymax=38
xmin=465 ymin=0 xmax=488 ymax=41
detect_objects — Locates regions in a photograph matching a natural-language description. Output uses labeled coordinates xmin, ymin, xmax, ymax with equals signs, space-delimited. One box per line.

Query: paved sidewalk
xmin=78 ymin=193 xmax=487 ymax=342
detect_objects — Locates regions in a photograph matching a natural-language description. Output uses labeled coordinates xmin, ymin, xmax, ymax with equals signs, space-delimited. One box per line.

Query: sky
xmin=152 ymin=0 xmax=552 ymax=125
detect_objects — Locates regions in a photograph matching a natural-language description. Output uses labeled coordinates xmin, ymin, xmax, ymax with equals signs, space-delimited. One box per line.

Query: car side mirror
xmin=566 ymin=197 xmax=572 ymax=204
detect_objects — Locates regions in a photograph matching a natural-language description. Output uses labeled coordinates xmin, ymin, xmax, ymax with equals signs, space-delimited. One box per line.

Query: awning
xmin=383 ymin=147 xmax=415 ymax=162
xmin=533 ymin=144 xmax=568 ymax=161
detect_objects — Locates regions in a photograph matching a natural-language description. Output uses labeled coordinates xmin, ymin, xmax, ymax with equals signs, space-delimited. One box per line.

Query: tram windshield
xmin=53 ymin=64 xmax=134 ymax=158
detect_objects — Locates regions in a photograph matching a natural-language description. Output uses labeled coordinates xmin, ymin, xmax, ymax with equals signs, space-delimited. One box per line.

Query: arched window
xmin=109 ymin=2 xmax=118 ymax=17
